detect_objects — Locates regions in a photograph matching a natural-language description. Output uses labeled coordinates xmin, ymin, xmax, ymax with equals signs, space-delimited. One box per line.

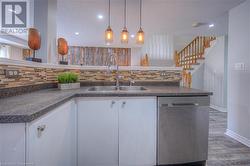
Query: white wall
xmin=204 ymin=37 xmax=227 ymax=112
xmin=34 ymin=0 xmax=57 ymax=63
xmin=227 ymin=0 xmax=250 ymax=145
xmin=192 ymin=63 xmax=205 ymax=90
xmin=142 ymin=33 xmax=174 ymax=66
xmin=131 ymin=48 xmax=141 ymax=66
xmin=191 ymin=36 xmax=227 ymax=112
xmin=9 ymin=46 xmax=23 ymax=61
xmin=0 ymin=45 xmax=23 ymax=60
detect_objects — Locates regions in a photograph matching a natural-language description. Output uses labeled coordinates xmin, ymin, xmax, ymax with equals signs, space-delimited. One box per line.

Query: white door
xmin=26 ymin=100 xmax=77 ymax=166
xmin=118 ymin=97 xmax=157 ymax=166
xmin=77 ymin=97 xmax=119 ymax=166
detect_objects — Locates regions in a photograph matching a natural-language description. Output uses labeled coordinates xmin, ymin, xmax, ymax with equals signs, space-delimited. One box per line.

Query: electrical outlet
xmin=5 ymin=69 xmax=20 ymax=78
xmin=0 ymin=70 xmax=5 ymax=75
xmin=160 ymin=71 xmax=168 ymax=76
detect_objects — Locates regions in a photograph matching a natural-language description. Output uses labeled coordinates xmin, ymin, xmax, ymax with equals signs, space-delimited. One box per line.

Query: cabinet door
xmin=27 ymin=100 xmax=77 ymax=166
xmin=0 ymin=123 xmax=26 ymax=165
xmin=77 ymin=98 xmax=119 ymax=166
xmin=119 ymin=97 xmax=157 ymax=166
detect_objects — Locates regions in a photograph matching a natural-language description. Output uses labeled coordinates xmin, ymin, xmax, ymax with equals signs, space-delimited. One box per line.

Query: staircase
xmin=175 ymin=36 xmax=216 ymax=88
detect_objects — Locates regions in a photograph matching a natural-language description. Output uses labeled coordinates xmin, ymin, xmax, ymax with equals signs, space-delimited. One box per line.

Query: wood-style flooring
xmin=207 ymin=109 xmax=250 ymax=166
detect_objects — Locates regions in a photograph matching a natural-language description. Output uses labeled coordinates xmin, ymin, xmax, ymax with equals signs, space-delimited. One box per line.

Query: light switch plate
xmin=5 ymin=69 xmax=20 ymax=78
xmin=234 ymin=63 xmax=246 ymax=71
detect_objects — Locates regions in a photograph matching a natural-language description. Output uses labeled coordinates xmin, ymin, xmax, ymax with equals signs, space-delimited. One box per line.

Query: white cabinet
xmin=77 ymin=98 xmax=119 ymax=166
xmin=77 ymin=97 xmax=157 ymax=166
xmin=0 ymin=123 xmax=26 ymax=165
xmin=1 ymin=96 xmax=157 ymax=166
xmin=26 ymin=100 xmax=77 ymax=166
xmin=119 ymin=97 xmax=157 ymax=166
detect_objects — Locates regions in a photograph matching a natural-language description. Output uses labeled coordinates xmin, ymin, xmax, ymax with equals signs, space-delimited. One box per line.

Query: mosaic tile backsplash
xmin=0 ymin=64 xmax=182 ymax=89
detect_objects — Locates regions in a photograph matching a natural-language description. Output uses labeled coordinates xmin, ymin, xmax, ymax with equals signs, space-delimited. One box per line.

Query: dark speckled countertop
xmin=0 ymin=86 xmax=212 ymax=123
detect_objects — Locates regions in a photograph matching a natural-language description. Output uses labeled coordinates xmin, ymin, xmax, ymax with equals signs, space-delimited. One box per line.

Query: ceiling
xmin=57 ymin=0 xmax=245 ymax=50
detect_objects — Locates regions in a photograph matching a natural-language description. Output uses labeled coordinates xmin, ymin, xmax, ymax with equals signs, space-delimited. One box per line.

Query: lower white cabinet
xmin=77 ymin=97 xmax=157 ymax=166
xmin=77 ymin=98 xmax=119 ymax=166
xmin=26 ymin=100 xmax=77 ymax=166
xmin=0 ymin=123 xmax=26 ymax=165
xmin=1 ymin=97 xmax=157 ymax=166
xmin=119 ymin=97 xmax=157 ymax=166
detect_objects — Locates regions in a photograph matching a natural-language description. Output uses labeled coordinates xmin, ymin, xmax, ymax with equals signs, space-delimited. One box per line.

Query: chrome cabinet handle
xmin=111 ymin=101 xmax=116 ymax=108
xmin=122 ymin=101 xmax=126 ymax=108
xmin=37 ymin=125 xmax=46 ymax=138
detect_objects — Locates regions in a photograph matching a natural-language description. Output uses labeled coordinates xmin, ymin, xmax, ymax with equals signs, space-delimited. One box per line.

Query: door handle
xmin=161 ymin=103 xmax=199 ymax=108
xmin=111 ymin=101 xmax=116 ymax=108
xmin=37 ymin=125 xmax=46 ymax=138
xmin=172 ymin=103 xmax=199 ymax=106
xmin=122 ymin=101 xmax=126 ymax=108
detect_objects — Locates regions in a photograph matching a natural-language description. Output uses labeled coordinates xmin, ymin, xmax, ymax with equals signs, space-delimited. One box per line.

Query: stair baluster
xmin=175 ymin=36 xmax=216 ymax=87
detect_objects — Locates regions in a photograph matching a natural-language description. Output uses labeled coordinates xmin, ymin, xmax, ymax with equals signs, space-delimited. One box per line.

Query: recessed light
xmin=97 ymin=14 xmax=104 ymax=20
xmin=75 ymin=32 xmax=80 ymax=35
xmin=130 ymin=34 xmax=135 ymax=38
xmin=209 ymin=24 xmax=215 ymax=28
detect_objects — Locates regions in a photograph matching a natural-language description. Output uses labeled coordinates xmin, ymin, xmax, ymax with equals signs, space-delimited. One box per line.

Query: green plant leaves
xmin=57 ymin=72 xmax=79 ymax=84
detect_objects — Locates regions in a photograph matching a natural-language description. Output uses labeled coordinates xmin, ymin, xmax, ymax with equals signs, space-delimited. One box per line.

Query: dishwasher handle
xmin=160 ymin=102 xmax=199 ymax=108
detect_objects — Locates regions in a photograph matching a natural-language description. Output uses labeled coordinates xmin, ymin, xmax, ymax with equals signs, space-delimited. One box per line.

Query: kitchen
xmin=1 ymin=0 xmax=250 ymax=166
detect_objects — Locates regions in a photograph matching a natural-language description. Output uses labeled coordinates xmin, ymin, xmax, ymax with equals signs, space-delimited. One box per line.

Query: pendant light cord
xmin=140 ymin=0 xmax=142 ymax=28
xmin=108 ymin=0 xmax=111 ymax=26
xmin=124 ymin=0 xmax=127 ymax=28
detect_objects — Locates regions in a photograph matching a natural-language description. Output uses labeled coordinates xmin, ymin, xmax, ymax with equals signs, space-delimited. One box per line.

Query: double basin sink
xmin=87 ymin=86 xmax=148 ymax=92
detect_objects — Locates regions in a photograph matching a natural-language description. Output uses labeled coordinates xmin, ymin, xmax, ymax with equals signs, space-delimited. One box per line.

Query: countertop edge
xmin=0 ymin=91 xmax=211 ymax=124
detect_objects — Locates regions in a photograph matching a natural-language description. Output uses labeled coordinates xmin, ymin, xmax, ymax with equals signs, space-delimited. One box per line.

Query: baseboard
xmin=225 ymin=129 xmax=250 ymax=147
xmin=210 ymin=105 xmax=227 ymax=112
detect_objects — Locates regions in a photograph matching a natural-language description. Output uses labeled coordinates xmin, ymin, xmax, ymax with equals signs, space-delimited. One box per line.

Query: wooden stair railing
xmin=175 ymin=36 xmax=216 ymax=88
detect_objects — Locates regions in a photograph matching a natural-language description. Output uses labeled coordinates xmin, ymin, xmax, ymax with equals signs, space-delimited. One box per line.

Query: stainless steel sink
xmin=87 ymin=86 xmax=118 ymax=92
xmin=87 ymin=86 xmax=148 ymax=92
xmin=119 ymin=86 xmax=148 ymax=91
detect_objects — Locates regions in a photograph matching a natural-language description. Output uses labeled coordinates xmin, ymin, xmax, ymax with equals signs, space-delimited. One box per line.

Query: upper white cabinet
xmin=118 ymin=97 xmax=157 ymax=166
xmin=26 ymin=100 xmax=77 ymax=166
xmin=77 ymin=98 xmax=119 ymax=166
xmin=76 ymin=97 xmax=157 ymax=166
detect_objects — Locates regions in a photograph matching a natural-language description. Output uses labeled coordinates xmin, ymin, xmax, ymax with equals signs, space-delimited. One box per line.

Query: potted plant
xmin=57 ymin=72 xmax=80 ymax=90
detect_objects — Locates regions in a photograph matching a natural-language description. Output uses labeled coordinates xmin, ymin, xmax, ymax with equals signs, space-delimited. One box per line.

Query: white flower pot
xmin=58 ymin=83 xmax=80 ymax=90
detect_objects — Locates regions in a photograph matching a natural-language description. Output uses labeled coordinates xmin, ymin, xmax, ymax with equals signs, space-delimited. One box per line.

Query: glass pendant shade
xmin=105 ymin=26 xmax=113 ymax=44
xmin=121 ymin=27 xmax=129 ymax=43
xmin=136 ymin=27 xmax=144 ymax=44
xmin=121 ymin=0 xmax=129 ymax=44
xmin=136 ymin=0 xmax=144 ymax=45
xmin=105 ymin=0 xmax=113 ymax=44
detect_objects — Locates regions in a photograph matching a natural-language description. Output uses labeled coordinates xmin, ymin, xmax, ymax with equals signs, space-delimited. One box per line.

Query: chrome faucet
xmin=106 ymin=51 xmax=122 ymax=90
xmin=129 ymin=78 xmax=135 ymax=86
xmin=115 ymin=65 xmax=123 ymax=90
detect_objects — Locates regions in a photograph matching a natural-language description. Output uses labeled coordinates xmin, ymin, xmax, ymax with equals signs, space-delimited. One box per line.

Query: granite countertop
xmin=0 ymin=86 xmax=212 ymax=123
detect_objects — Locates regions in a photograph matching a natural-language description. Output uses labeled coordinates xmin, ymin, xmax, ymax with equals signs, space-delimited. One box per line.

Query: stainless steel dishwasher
xmin=157 ymin=96 xmax=210 ymax=166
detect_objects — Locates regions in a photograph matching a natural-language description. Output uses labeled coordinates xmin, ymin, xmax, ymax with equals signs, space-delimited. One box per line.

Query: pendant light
xmin=136 ymin=0 xmax=144 ymax=44
xmin=121 ymin=0 xmax=129 ymax=43
xmin=105 ymin=0 xmax=113 ymax=44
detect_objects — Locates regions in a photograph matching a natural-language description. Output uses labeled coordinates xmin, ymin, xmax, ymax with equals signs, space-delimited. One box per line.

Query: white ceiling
xmin=57 ymin=0 xmax=245 ymax=50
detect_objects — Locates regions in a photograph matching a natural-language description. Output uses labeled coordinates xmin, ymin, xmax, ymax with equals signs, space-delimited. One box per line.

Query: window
xmin=0 ymin=44 xmax=9 ymax=58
